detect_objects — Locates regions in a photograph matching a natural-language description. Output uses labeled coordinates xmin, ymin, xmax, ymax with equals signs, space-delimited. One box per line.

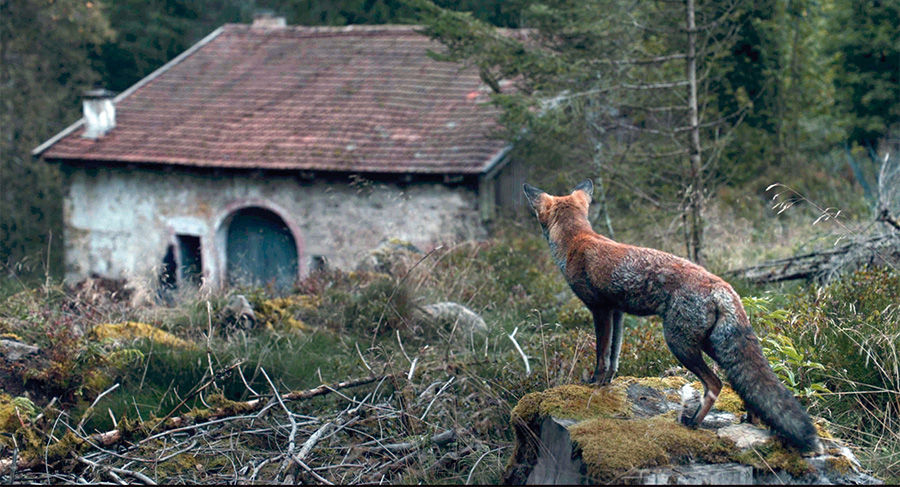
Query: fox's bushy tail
xmin=707 ymin=293 xmax=821 ymax=453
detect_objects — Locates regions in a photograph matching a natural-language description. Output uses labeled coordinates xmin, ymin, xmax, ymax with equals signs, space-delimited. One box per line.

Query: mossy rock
xmin=503 ymin=377 xmax=882 ymax=484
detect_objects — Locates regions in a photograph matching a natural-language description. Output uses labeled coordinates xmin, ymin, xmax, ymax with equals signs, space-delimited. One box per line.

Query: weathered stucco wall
xmin=62 ymin=165 xmax=483 ymax=288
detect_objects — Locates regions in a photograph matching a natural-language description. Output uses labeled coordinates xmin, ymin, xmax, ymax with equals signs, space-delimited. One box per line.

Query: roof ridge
xmin=225 ymin=23 xmax=423 ymax=34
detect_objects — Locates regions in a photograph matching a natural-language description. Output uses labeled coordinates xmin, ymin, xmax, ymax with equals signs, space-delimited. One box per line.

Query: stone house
xmin=34 ymin=18 xmax=525 ymax=291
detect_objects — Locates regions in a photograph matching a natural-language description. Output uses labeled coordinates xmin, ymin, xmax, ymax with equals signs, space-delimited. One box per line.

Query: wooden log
xmin=727 ymin=234 xmax=899 ymax=284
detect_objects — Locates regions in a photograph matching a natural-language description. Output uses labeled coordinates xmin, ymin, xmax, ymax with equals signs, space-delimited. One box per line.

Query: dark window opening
xmin=177 ymin=234 xmax=203 ymax=286
xmin=310 ymin=255 xmax=328 ymax=273
xmin=159 ymin=244 xmax=177 ymax=290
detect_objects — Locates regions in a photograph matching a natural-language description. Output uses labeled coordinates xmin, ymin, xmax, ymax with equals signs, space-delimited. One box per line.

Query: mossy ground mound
xmin=503 ymin=377 xmax=874 ymax=484
xmin=92 ymin=321 xmax=194 ymax=349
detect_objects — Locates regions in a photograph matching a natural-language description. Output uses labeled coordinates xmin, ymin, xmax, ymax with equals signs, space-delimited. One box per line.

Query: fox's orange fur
xmin=524 ymin=180 xmax=822 ymax=453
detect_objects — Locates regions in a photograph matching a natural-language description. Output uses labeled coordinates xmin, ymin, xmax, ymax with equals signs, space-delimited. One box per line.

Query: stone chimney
xmin=82 ymin=88 xmax=116 ymax=139
xmin=252 ymin=11 xmax=286 ymax=28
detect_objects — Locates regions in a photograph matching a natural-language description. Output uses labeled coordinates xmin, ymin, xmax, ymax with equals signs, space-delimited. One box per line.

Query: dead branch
xmin=727 ymin=234 xmax=900 ymax=284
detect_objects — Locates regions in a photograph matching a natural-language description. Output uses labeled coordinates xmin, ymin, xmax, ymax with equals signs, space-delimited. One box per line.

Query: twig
xmin=237 ymin=364 xmax=259 ymax=397
xmin=407 ymin=357 xmax=418 ymax=381
xmin=76 ymin=383 xmax=120 ymax=432
xmin=260 ymin=368 xmax=298 ymax=480
xmin=355 ymin=342 xmax=372 ymax=372
xmin=33 ymin=397 xmax=58 ymax=424
xmin=466 ymin=447 xmax=501 ymax=485
xmin=298 ymin=422 xmax=333 ymax=461
xmin=76 ymin=455 xmax=156 ymax=485
xmin=292 ymin=455 xmax=334 ymax=485
xmin=281 ymin=375 xmax=389 ymax=402
xmin=507 ymin=327 xmax=531 ymax=375
xmin=139 ymin=415 xmax=259 ymax=445
xmin=420 ymin=377 xmax=455 ymax=421
xmin=0 ymin=374 xmax=389 ymax=475
xmin=9 ymin=437 xmax=16 ymax=485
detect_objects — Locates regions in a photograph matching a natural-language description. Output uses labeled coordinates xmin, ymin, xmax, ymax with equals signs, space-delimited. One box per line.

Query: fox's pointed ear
xmin=572 ymin=179 xmax=593 ymax=203
xmin=523 ymin=183 xmax=546 ymax=211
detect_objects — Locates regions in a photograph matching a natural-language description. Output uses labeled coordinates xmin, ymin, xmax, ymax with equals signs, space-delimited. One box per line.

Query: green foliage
xmin=721 ymin=0 xmax=845 ymax=181
xmin=741 ymin=294 xmax=791 ymax=330
xmin=414 ymin=0 xmax=755 ymax=261
xmin=761 ymin=333 xmax=829 ymax=401
xmin=786 ymin=268 xmax=899 ymax=407
xmin=829 ymin=0 xmax=900 ymax=146
xmin=0 ymin=0 xmax=112 ymax=274
xmin=743 ymin=295 xmax=829 ymax=400
xmin=557 ymin=297 xmax=591 ymax=328
xmin=91 ymin=0 xmax=254 ymax=91
xmin=763 ymin=267 xmax=900 ymax=481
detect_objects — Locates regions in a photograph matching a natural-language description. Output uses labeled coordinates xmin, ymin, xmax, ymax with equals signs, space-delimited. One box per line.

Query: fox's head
xmin=523 ymin=180 xmax=593 ymax=228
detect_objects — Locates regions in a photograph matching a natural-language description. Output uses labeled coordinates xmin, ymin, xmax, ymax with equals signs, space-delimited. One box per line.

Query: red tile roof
xmin=38 ymin=24 xmax=509 ymax=174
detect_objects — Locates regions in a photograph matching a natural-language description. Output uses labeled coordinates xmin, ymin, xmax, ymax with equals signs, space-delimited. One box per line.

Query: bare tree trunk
xmin=686 ymin=0 xmax=705 ymax=265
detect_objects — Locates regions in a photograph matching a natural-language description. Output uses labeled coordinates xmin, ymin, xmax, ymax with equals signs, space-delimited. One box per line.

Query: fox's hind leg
xmin=589 ymin=307 xmax=613 ymax=385
xmin=664 ymin=327 xmax=722 ymax=427
xmin=602 ymin=310 xmax=624 ymax=384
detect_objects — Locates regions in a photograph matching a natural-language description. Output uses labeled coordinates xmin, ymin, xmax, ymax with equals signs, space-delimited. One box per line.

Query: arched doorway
xmin=225 ymin=207 xmax=299 ymax=290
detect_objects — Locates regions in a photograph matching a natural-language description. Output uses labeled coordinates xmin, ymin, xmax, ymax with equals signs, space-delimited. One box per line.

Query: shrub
xmin=774 ymin=267 xmax=899 ymax=481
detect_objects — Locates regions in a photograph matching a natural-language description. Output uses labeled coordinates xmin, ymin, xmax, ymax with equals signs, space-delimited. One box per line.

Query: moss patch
xmin=616 ymin=375 xmax=689 ymax=403
xmin=569 ymin=414 xmax=733 ymax=482
xmin=0 ymin=394 xmax=37 ymax=431
xmin=826 ymin=455 xmax=853 ymax=475
xmin=92 ymin=322 xmax=194 ymax=349
xmin=732 ymin=438 xmax=813 ymax=477
xmin=510 ymin=390 xmax=546 ymax=424
xmin=714 ymin=386 xmax=745 ymax=415
xmin=814 ymin=418 xmax=835 ymax=439
xmin=44 ymin=431 xmax=88 ymax=463
xmin=257 ymin=295 xmax=319 ymax=332
xmin=514 ymin=384 xmax=631 ymax=423
xmin=621 ymin=375 xmax=689 ymax=390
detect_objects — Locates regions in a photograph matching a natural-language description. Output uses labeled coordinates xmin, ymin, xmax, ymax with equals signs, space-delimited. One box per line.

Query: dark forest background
xmin=2 ymin=0 xmax=898 ymax=277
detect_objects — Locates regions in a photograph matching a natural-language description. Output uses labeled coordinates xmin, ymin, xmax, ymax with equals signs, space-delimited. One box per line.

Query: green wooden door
xmin=226 ymin=207 xmax=298 ymax=290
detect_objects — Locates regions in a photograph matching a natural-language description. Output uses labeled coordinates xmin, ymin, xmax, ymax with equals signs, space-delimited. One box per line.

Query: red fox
xmin=524 ymin=180 xmax=822 ymax=453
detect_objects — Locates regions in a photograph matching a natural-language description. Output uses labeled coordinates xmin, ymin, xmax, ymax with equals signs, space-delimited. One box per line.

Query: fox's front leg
xmin=589 ymin=308 xmax=614 ymax=385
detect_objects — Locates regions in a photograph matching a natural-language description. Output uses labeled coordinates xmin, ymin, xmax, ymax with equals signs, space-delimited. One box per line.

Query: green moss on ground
xmin=92 ymin=321 xmax=194 ymax=349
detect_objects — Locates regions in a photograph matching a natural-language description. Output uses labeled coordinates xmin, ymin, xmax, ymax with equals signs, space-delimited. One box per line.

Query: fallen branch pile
xmin=0 ymin=366 xmax=503 ymax=484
